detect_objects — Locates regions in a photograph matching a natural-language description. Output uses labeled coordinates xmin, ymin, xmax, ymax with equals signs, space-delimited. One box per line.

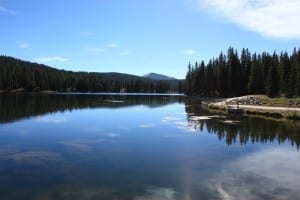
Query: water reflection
xmin=210 ymin=147 xmax=300 ymax=200
xmin=0 ymin=94 xmax=299 ymax=199
xmin=0 ymin=93 xmax=184 ymax=123
xmin=185 ymin=99 xmax=300 ymax=150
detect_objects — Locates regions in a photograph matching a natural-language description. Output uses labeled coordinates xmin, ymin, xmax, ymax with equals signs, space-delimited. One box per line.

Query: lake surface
xmin=0 ymin=93 xmax=299 ymax=200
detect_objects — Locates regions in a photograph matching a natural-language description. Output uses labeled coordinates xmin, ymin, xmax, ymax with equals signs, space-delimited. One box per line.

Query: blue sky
xmin=1 ymin=0 xmax=300 ymax=79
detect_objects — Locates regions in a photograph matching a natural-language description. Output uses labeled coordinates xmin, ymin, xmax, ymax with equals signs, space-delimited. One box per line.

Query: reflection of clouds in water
xmin=11 ymin=151 xmax=62 ymax=162
xmin=211 ymin=148 xmax=300 ymax=200
xmin=161 ymin=116 xmax=184 ymax=123
xmin=61 ymin=139 xmax=107 ymax=152
xmin=139 ymin=123 xmax=155 ymax=128
xmin=83 ymin=126 xmax=120 ymax=138
xmin=135 ymin=187 xmax=177 ymax=200
xmin=36 ymin=116 xmax=67 ymax=124
xmin=61 ymin=136 xmax=117 ymax=153
xmin=0 ymin=147 xmax=61 ymax=162
xmin=106 ymin=132 xmax=120 ymax=138
xmin=0 ymin=145 xmax=19 ymax=158
xmin=161 ymin=116 xmax=196 ymax=133
xmin=0 ymin=150 xmax=62 ymax=170
xmin=39 ymin=186 xmax=176 ymax=200
xmin=38 ymin=187 xmax=115 ymax=200
xmin=0 ymin=145 xmax=62 ymax=172
xmin=174 ymin=121 xmax=196 ymax=132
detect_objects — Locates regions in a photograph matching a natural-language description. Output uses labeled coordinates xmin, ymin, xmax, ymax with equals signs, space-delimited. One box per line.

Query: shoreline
xmin=207 ymin=95 xmax=300 ymax=120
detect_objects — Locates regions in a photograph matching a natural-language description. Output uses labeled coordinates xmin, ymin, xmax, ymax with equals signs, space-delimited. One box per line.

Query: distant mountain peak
xmin=143 ymin=72 xmax=177 ymax=80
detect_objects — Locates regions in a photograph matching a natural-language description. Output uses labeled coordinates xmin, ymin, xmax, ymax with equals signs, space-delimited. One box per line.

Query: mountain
xmin=143 ymin=73 xmax=177 ymax=80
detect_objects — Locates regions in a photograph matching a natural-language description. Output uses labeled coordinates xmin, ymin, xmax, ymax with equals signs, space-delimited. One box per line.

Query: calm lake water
xmin=0 ymin=93 xmax=299 ymax=200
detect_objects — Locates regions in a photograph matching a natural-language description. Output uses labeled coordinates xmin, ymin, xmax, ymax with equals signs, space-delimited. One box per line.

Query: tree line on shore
xmin=185 ymin=47 xmax=300 ymax=97
xmin=0 ymin=56 xmax=183 ymax=93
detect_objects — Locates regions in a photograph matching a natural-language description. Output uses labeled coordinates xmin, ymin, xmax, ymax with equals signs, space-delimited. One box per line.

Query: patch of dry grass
xmin=260 ymin=96 xmax=300 ymax=107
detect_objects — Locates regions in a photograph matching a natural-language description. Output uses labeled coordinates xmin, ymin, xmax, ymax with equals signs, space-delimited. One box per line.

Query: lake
xmin=0 ymin=93 xmax=299 ymax=200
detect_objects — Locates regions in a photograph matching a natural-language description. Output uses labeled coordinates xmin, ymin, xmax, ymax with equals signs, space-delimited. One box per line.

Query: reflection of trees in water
xmin=0 ymin=94 xmax=184 ymax=123
xmin=185 ymin=100 xmax=300 ymax=150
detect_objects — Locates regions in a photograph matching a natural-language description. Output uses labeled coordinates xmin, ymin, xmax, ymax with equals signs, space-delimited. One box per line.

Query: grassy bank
xmin=259 ymin=96 xmax=300 ymax=107
xmin=207 ymin=95 xmax=300 ymax=120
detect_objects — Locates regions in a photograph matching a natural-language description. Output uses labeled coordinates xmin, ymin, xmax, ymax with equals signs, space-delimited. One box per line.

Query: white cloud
xmin=196 ymin=0 xmax=300 ymax=39
xmin=0 ymin=6 xmax=18 ymax=15
xmin=107 ymin=43 xmax=120 ymax=48
xmin=33 ymin=56 xmax=69 ymax=63
xmin=182 ymin=49 xmax=197 ymax=55
xmin=18 ymin=42 xmax=31 ymax=49
xmin=120 ymin=51 xmax=130 ymax=56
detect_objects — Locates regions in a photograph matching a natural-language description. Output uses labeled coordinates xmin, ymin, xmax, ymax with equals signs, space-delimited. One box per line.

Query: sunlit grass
xmin=257 ymin=95 xmax=300 ymax=107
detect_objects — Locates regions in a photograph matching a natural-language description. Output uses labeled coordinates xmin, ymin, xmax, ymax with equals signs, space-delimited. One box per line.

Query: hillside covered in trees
xmin=0 ymin=56 xmax=183 ymax=93
xmin=185 ymin=47 xmax=300 ymax=98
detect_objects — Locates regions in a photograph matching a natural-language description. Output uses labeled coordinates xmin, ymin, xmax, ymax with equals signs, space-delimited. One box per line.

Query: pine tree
xmin=240 ymin=48 xmax=251 ymax=94
xmin=206 ymin=60 xmax=214 ymax=96
xmin=185 ymin=62 xmax=192 ymax=95
xmin=217 ymin=52 xmax=228 ymax=97
xmin=279 ymin=52 xmax=291 ymax=94
xmin=199 ymin=61 xmax=205 ymax=96
xmin=248 ymin=54 xmax=264 ymax=94
xmin=265 ymin=53 xmax=280 ymax=97
xmin=295 ymin=49 xmax=300 ymax=97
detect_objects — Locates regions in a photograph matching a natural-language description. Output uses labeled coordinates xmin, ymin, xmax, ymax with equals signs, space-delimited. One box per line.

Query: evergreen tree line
xmin=185 ymin=47 xmax=300 ymax=97
xmin=0 ymin=56 xmax=183 ymax=93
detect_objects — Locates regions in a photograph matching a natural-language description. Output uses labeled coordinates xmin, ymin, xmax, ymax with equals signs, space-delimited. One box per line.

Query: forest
xmin=0 ymin=56 xmax=183 ymax=93
xmin=185 ymin=47 xmax=300 ymax=97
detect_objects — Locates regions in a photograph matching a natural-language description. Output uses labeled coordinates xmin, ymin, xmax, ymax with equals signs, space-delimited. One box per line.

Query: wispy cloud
xmin=0 ymin=6 xmax=19 ymax=15
xmin=196 ymin=0 xmax=300 ymax=39
xmin=18 ymin=42 xmax=31 ymax=49
xmin=120 ymin=51 xmax=130 ymax=56
xmin=33 ymin=56 xmax=69 ymax=63
xmin=182 ymin=49 xmax=197 ymax=55
xmin=107 ymin=43 xmax=120 ymax=48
